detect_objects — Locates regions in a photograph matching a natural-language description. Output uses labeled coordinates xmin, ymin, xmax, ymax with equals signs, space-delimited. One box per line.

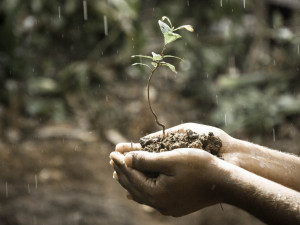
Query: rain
xmin=1 ymin=0 xmax=300 ymax=224
xmin=83 ymin=0 xmax=88 ymax=21
xmin=104 ymin=15 xmax=108 ymax=36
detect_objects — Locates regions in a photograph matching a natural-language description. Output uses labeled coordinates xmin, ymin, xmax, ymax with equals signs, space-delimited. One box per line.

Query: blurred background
xmin=0 ymin=0 xmax=299 ymax=224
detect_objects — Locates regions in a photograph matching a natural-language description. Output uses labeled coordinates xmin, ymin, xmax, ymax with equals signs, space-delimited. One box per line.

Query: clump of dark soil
xmin=140 ymin=129 xmax=222 ymax=157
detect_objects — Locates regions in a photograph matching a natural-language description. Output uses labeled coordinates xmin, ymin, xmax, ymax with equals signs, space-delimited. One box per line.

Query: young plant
xmin=132 ymin=16 xmax=194 ymax=137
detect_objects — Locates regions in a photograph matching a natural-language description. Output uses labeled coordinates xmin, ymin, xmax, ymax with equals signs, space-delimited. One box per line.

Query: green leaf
xmin=131 ymin=55 xmax=153 ymax=60
xmin=158 ymin=20 xmax=172 ymax=34
xmin=161 ymin=62 xmax=177 ymax=73
xmin=132 ymin=63 xmax=152 ymax=70
xmin=174 ymin=25 xmax=194 ymax=32
xmin=161 ymin=16 xmax=173 ymax=28
xmin=164 ymin=32 xmax=181 ymax=45
xmin=163 ymin=55 xmax=184 ymax=61
xmin=151 ymin=52 xmax=163 ymax=61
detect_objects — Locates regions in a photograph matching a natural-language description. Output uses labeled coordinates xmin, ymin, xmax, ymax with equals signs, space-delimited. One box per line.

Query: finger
xmin=125 ymin=151 xmax=175 ymax=174
xmin=110 ymin=159 xmax=114 ymax=167
xmin=113 ymin=171 xmax=118 ymax=180
xmin=113 ymin=166 xmax=147 ymax=205
xmin=115 ymin=143 xmax=142 ymax=154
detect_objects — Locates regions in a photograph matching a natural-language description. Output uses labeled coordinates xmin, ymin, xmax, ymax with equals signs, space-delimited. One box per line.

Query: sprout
xmin=131 ymin=16 xmax=194 ymax=137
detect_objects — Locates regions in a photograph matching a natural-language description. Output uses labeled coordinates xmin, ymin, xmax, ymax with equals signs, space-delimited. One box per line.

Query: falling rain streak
xmin=35 ymin=174 xmax=38 ymax=189
xmin=243 ymin=0 xmax=246 ymax=8
xmin=298 ymin=45 xmax=299 ymax=55
xmin=6 ymin=182 xmax=8 ymax=197
xmin=104 ymin=16 xmax=108 ymax=36
xmin=273 ymin=128 xmax=276 ymax=142
xmin=83 ymin=0 xmax=88 ymax=21
xmin=224 ymin=114 xmax=227 ymax=126
xmin=220 ymin=0 xmax=222 ymax=7
xmin=58 ymin=6 xmax=61 ymax=19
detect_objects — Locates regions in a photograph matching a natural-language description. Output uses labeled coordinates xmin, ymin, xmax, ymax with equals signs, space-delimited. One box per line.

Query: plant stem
xmin=147 ymin=63 xmax=166 ymax=138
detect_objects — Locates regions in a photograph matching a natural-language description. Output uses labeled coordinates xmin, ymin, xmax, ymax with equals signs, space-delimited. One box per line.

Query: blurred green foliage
xmin=0 ymin=0 xmax=299 ymax=135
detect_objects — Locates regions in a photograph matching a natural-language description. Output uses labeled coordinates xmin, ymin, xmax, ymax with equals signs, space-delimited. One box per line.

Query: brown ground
xmin=0 ymin=75 xmax=299 ymax=225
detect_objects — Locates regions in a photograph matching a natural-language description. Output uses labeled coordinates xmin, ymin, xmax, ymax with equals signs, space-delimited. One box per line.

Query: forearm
xmin=222 ymin=138 xmax=300 ymax=192
xmin=220 ymin=161 xmax=300 ymax=224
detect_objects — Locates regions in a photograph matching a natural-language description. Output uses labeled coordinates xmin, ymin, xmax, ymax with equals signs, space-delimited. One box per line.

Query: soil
xmin=140 ymin=129 xmax=222 ymax=157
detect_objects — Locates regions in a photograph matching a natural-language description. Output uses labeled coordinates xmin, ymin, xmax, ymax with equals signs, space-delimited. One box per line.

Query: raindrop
xmin=187 ymin=0 xmax=189 ymax=6
xmin=216 ymin=95 xmax=219 ymax=105
xmin=58 ymin=6 xmax=61 ymax=19
xmin=243 ymin=0 xmax=246 ymax=8
xmin=35 ymin=174 xmax=38 ymax=189
xmin=83 ymin=0 xmax=88 ymax=21
xmin=28 ymin=184 xmax=31 ymax=194
xmin=5 ymin=182 xmax=8 ymax=197
xmin=106 ymin=96 xmax=109 ymax=102
xmin=298 ymin=45 xmax=299 ymax=55
xmin=206 ymin=73 xmax=209 ymax=78
xmin=277 ymin=193 xmax=281 ymax=198
xmin=104 ymin=15 xmax=108 ymax=36
xmin=273 ymin=128 xmax=276 ymax=142
xmin=224 ymin=114 xmax=227 ymax=126
xmin=220 ymin=0 xmax=222 ymax=7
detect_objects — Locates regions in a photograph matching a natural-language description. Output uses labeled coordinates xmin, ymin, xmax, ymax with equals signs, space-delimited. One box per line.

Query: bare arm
xmin=221 ymin=158 xmax=300 ymax=224
xmin=222 ymin=137 xmax=300 ymax=192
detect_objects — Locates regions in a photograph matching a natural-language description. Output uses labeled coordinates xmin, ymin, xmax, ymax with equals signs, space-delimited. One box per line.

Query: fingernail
xmin=109 ymin=160 xmax=114 ymax=166
xmin=113 ymin=171 xmax=118 ymax=180
xmin=125 ymin=154 xmax=132 ymax=168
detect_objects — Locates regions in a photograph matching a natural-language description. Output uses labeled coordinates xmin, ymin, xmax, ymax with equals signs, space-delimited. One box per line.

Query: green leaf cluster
xmin=132 ymin=16 xmax=193 ymax=74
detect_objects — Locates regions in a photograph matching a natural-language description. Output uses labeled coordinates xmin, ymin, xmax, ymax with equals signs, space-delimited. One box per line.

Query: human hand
xmin=110 ymin=148 xmax=226 ymax=217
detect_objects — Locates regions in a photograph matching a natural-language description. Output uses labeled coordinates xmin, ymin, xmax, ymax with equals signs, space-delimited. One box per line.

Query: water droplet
xmin=83 ymin=0 xmax=88 ymax=21
xmin=277 ymin=193 xmax=281 ymax=198
xmin=104 ymin=15 xmax=108 ymax=36
xmin=220 ymin=0 xmax=222 ymax=7
xmin=35 ymin=174 xmax=38 ymax=189
xmin=58 ymin=6 xmax=61 ymax=19
xmin=6 ymin=182 xmax=8 ymax=197
xmin=298 ymin=45 xmax=299 ymax=55
xmin=243 ymin=0 xmax=246 ymax=8
xmin=187 ymin=0 xmax=189 ymax=6
xmin=273 ymin=128 xmax=276 ymax=142
xmin=224 ymin=114 xmax=227 ymax=126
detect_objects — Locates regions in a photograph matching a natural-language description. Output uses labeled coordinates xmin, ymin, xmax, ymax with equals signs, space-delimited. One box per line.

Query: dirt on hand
xmin=139 ymin=129 xmax=222 ymax=157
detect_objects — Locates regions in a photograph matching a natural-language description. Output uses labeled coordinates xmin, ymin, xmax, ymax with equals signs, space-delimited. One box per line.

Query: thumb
xmin=125 ymin=151 xmax=172 ymax=174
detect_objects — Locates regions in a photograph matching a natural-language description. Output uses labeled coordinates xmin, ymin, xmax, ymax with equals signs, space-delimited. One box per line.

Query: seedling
xmin=132 ymin=16 xmax=194 ymax=137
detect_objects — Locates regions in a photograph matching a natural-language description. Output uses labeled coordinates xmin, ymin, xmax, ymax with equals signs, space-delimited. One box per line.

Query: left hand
xmin=110 ymin=149 xmax=226 ymax=217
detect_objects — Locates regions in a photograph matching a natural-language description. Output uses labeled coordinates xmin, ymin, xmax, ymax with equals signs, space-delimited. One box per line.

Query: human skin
xmin=115 ymin=123 xmax=300 ymax=192
xmin=110 ymin=123 xmax=300 ymax=223
xmin=110 ymin=149 xmax=300 ymax=224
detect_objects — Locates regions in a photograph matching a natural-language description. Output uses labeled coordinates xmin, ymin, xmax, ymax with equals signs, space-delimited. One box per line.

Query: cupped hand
xmin=110 ymin=148 xmax=227 ymax=217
